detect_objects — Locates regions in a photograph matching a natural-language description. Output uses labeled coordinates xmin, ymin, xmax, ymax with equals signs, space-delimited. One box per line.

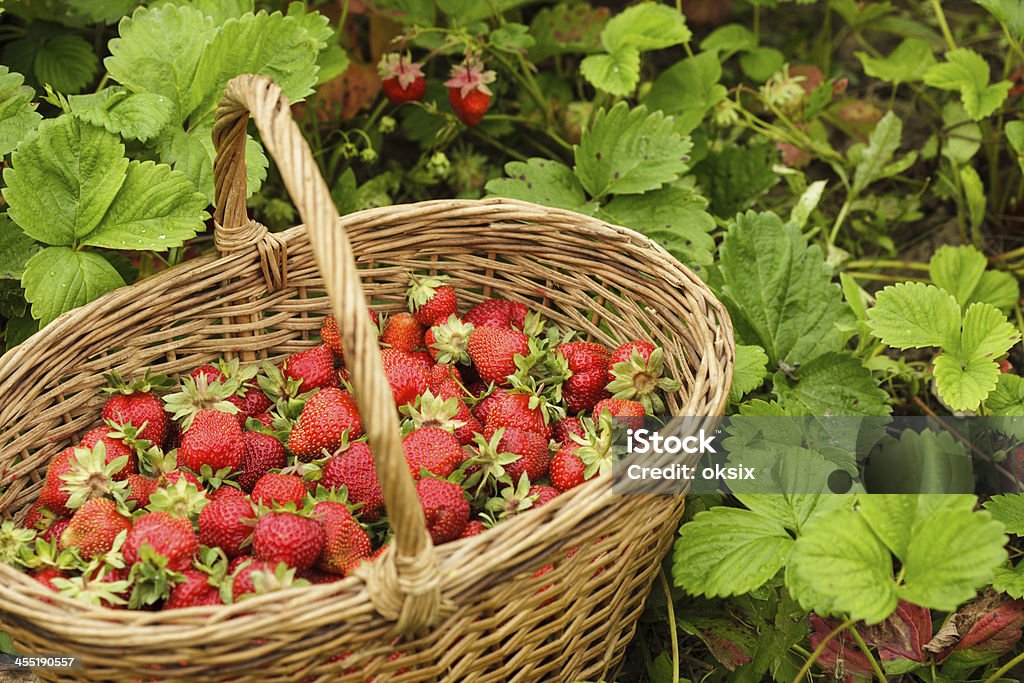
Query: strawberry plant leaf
xmin=31 ymin=32 xmax=98 ymax=95
xmin=993 ymin=564 xmax=1024 ymax=598
xmin=987 ymin=374 xmax=1024 ymax=438
xmin=929 ymin=245 xmax=1020 ymax=312
xmin=599 ymin=2 xmax=691 ymax=53
xmin=0 ymin=66 xmax=40 ymax=156
xmin=68 ymin=87 xmax=175 ymax=143
xmin=866 ymin=282 xmax=961 ymax=350
xmin=718 ymin=211 xmax=853 ymax=368
xmin=580 ymin=48 xmax=641 ymax=97
xmin=735 ymin=493 xmax=855 ymax=535
xmin=485 ymin=158 xmax=595 ymax=214
xmin=851 ymin=111 xmax=914 ymax=195
xmin=528 ymin=2 xmax=607 ymax=62
xmin=700 ymin=24 xmax=757 ymax=54
xmin=1007 ymin=120 xmax=1024 ymax=174
xmin=985 ymin=495 xmax=1024 ymax=535
xmin=22 ymin=246 xmax=125 ymax=326
xmin=157 ymin=122 xmax=268 ymax=201
xmin=645 ymin=52 xmax=728 ymax=135
xmin=574 ymin=103 xmax=691 ymax=198
xmin=897 ymin=506 xmax=1007 ymax=610
xmin=729 ymin=344 xmax=769 ymax=402
xmin=673 ymin=506 xmax=793 ymax=598
xmin=975 ymin=0 xmax=1024 ymax=40
xmin=80 ymin=161 xmax=209 ymax=251
xmin=923 ymin=48 xmax=1011 ymax=121
xmin=2 ymin=116 xmax=128 ymax=246
xmin=772 ymin=352 xmax=891 ymax=416
xmin=185 ymin=0 xmax=255 ymax=23
xmin=601 ymin=183 xmax=715 ymax=264
xmin=934 ymin=302 xmax=1020 ymax=411
xmin=855 ymin=38 xmax=935 ymax=85
xmin=785 ymin=509 xmax=897 ymax=624
xmin=863 ymin=431 xmax=973 ymax=495
xmin=0 ymin=214 xmax=40 ymax=280
xmin=859 ymin=493 xmax=976 ymax=561
xmin=738 ymin=47 xmax=785 ymax=82
xmin=105 ymin=5 xmax=217 ymax=125
xmin=693 ymin=143 xmax=779 ymax=217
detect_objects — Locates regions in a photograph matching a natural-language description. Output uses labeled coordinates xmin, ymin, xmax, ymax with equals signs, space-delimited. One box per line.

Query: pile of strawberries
xmin=0 ymin=275 xmax=680 ymax=611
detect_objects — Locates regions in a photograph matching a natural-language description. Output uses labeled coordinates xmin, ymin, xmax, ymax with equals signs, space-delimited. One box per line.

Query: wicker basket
xmin=0 ymin=75 xmax=734 ymax=682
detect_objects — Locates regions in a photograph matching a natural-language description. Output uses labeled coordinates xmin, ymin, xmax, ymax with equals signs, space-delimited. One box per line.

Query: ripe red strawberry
xmin=321 ymin=442 xmax=385 ymax=521
xmin=485 ymin=392 xmax=552 ymax=439
xmin=460 ymin=520 xmax=486 ymax=538
xmin=445 ymin=61 xmax=496 ymax=126
xmin=405 ymin=389 xmax=482 ymax=446
xmin=321 ymin=310 xmax=381 ymax=359
xmin=606 ymin=340 xmax=681 ymax=413
xmin=199 ymin=494 xmax=254 ymax=558
xmin=251 ymin=473 xmax=307 ymax=508
xmin=403 ymin=427 xmax=465 ymax=479
xmin=416 ymin=478 xmax=470 ymax=543
xmin=482 ymin=425 xmax=551 ymax=483
xmin=609 ymin=341 xmax=655 ymax=373
xmin=467 ymin=327 xmax=529 ymax=384
xmin=79 ymin=427 xmax=137 ymax=480
xmin=124 ymin=511 xmax=198 ymax=571
xmin=38 ymin=447 xmax=76 ymax=515
xmin=407 ymin=275 xmax=458 ymax=325
xmin=251 ymin=412 xmax=275 ymax=428
xmin=254 ymin=512 xmax=326 ymax=571
xmin=230 ymin=559 xmax=274 ymax=601
xmin=312 ymin=501 xmax=372 ymax=575
xmin=288 ymin=387 xmax=363 ymax=461
xmin=190 ymin=364 xmax=223 ymax=383
xmin=472 ymin=388 xmax=509 ymax=424
xmin=592 ymin=398 xmax=646 ymax=430
xmin=178 ymin=409 xmax=244 ymax=473
xmin=529 ymin=484 xmax=560 ymax=507
xmin=428 ymin=363 xmax=467 ymax=398
xmin=283 ymin=344 xmax=339 ymax=394
xmin=381 ymin=348 xmax=429 ymax=407
xmin=102 ymin=373 xmax=170 ymax=446
xmin=23 ymin=499 xmax=54 ymax=531
xmin=380 ymin=312 xmax=425 ymax=352
xmin=40 ymin=518 xmax=70 ymax=547
xmin=126 ymin=474 xmax=158 ymax=509
xmin=162 ymin=469 xmax=202 ymax=490
xmin=165 ymin=569 xmax=222 ymax=609
xmin=211 ymin=485 xmax=246 ymax=502
xmin=237 ymin=432 xmax=287 ymax=492
xmin=555 ymin=342 xmax=612 ymax=413
xmin=31 ymin=566 xmax=66 ymax=591
xmin=550 ymin=445 xmax=586 ymax=492
xmin=425 ymin=315 xmax=475 ymax=364
xmin=378 ymin=53 xmax=427 ymax=104
xmin=464 ymin=298 xmax=528 ymax=329
xmin=228 ymin=387 xmax=272 ymax=418
xmin=553 ymin=417 xmax=585 ymax=445
xmin=61 ymin=498 xmax=131 ymax=560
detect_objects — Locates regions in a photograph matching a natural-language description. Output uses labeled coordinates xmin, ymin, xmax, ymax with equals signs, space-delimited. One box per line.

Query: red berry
xmin=237 ymin=432 xmax=287 ymax=492
xmin=403 ymin=427 xmax=465 ymax=479
xmin=254 ymin=512 xmax=325 ymax=571
xmin=321 ymin=442 xmax=385 ymax=521
xmin=288 ymin=388 xmax=363 ymax=461
xmin=124 ymin=511 xmax=198 ymax=571
xmin=198 ymin=494 xmax=254 ymax=559
xmin=251 ymin=473 xmax=307 ymax=509
xmin=416 ymin=477 xmax=470 ymax=543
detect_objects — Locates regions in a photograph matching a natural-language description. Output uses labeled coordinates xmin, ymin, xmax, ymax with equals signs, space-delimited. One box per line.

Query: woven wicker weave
xmin=0 ymin=75 xmax=734 ymax=682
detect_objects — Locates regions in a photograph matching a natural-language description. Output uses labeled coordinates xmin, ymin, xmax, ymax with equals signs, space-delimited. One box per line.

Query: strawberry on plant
xmin=320 ymin=442 xmax=385 ymax=521
xmin=61 ymin=498 xmax=131 ymax=560
xmin=426 ymin=315 xmax=475 ymax=365
xmin=177 ymin=409 xmax=245 ymax=473
xmin=380 ymin=312 xmax=425 ymax=352
xmin=464 ymin=298 xmax=528 ymax=329
xmin=381 ymin=348 xmax=430 ymax=408
xmin=554 ymin=341 xmax=612 ymax=413
xmin=253 ymin=511 xmax=326 ymax=571
xmin=288 ymin=387 xmax=363 ymax=461
xmin=445 ymin=60 xmax=496 ymax=127
xmin=606 ymin=341 xmax=682 ymax=413
xmin=124 ymin=511 xmax=198 ymax=572
xmin=378 ymin=52 xmax=426 ymax=105
xmin=251 ymin=473 xmax=307 ymax=509
xmin=407 ymin=274 xmax=458 ymax=325
xmin=312 ymin=501 xmax=372 ymax=575
xmin=403 ymin=427 xmax=466 ymax=479
xmin=417 ymin=477 xmax=470 ymax=543
xmin=199 ymin=494 xmax=254 ymax=559
xmin=283 ymin=344 xmax=339 ymax=394
xmin=102 ymin=371 xmax=172 ymax=446
xmin=237 ymin=431 xmax=287 ymax=492
xmin=467 ymin=326 xmax=529 ymax=385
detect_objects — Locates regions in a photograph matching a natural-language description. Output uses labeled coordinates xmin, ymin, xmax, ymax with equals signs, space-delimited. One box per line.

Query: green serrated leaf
xmin=485 ymin=158 xmax=595 ymax=213
xmin=673 ymin=506 xmax=793 ymax=598
xmin=68 ymin=88 xmax=174 ymax=143
xmin=105 ymin=5 xmax=217 ymax=125
xmin=574 ymin=103 xmax=691 ymax=198
xmin=528 ymin=2 xmax=607 ymax=62
xmin=859 ymin=494 xmax=976 ymax=561
xmin=693 ymin=143 xmax=779 ymax=217
xmin=186 ymin=0 xmax=256 ymax=23
xmin=645 ymin=52 xmax=727 ymax=134
xmin=923 ymin=48 xmax=1011 ymax=121
xmin=786 ymin=509 xmax=897 ymax=624
xmin=700 ymin=23 xmax=757 ymax=54
xmin=960 ymin=166 xmax=986 ymax=232
xmin=719 ymin=211 xmax=853 ymax=367
xmin=993 ymin=564 xmax=1024 ymax=598
xmin=490 ymin=23 xmax=535 ymax=52
xmin=898 ymin=507 xmax=1007 ymax=610
xmin=0 ymin=213 xmax=40 ymax=279
xmin=935 ymin=302 xmax=1020 ymax=411
xmin=943 ymin=102 xmax=982 ymax=164
xmin=866 ymin=282 xmax=960 ymax=350
xmin=738 ymin=47 xmax=785 ymax=82
xmin=0 ymin=66 xmax=40 ymax=156
xmin=580 ymin=48 xmax=641 ymax=97
xmin=855 ymin=38 xmax=935 ymax=85
xmin=863 ymin=431 xmax=973 ymax=495
xmin=985 ymin=494 xmax=1024 ymax=535
xmin=22 ymin=246 xmax=126 ymax=326
xmin=987 ymin=374 xmax=1024 ymax=440
xmin=736 ymin=494 xmax=855 ymax=535
xmin=601 ymin=184 xmax=715 ymax=265
xmin=930 ymin=244 xmax=1020 ymax=313
xmin=1007 ymin=120 xmax=1024 ymax=174
xmin=852 ymin=111 xmax=911 ymax=195
xmin=3 ymin=116 xmax=128 ymax=246
xmin=80 ymin=161 xmax=209 ymax=251
xmin=729 ymin=344 xmax=769 ymax=402
xmin=773 ymin=352 xmax=891 ymax=416
xmin=33 ymin=33 xmax=98 ymax=94
xmin=975 ymin=0 xmax=1024 ymax=40
xmin=600 ymin=2 xmax=691 ymax=53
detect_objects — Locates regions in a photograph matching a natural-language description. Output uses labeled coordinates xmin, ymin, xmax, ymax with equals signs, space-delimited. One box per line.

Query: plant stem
xmin=844 ymin=272 xmax=926 ymax=283
xmin=791 ymin=618 xmax=855 ymax=683
xmin=850 ymin=627 xmax=886 ymax=683
xmin=845 ymin=259 xmax=930 ymax=271
xmin=982 ymin=650 xmax=1024 ymax=683
xmin=930 ymin=0 xmax=958 ymax=51
xmin=659 ymin=569 xmax=680 ymax=683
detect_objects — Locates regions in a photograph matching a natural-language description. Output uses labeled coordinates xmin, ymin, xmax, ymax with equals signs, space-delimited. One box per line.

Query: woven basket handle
xmin=211 ymin=74 xmax=441 ymax=634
